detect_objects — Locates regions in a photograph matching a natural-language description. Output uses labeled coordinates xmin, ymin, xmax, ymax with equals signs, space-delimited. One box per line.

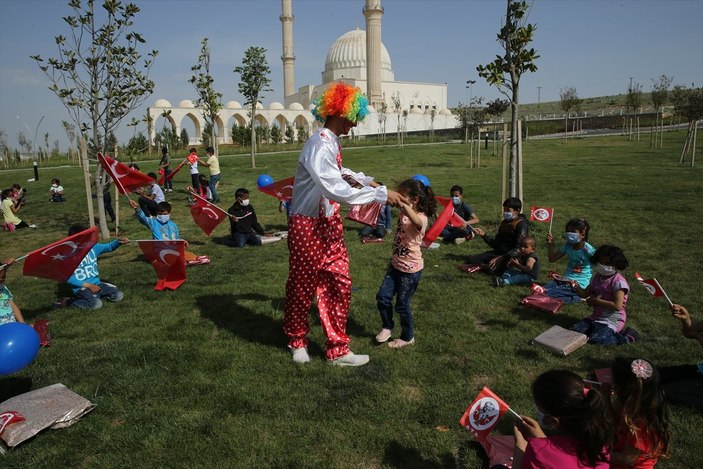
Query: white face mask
xmin=52 ymin=184 xmax=58 ymax=188
xmin=239 ymin=199 xmax=250 ymax=207
xmin=156 ymin=214 xmax=170 ymax=223
xmin=596 ymin=263 xmax=616 ymax=276
xmin=503 ymin=211 xmax=515 ymax=221
xmin=451 ymin=196 xmax=462 ymax=205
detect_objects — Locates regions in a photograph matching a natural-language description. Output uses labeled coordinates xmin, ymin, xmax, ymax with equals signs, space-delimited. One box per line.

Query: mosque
xmin=147 ymin=0 xmax=457 ymax=144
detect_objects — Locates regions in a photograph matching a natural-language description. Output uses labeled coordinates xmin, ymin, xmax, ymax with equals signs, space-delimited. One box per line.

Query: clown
xmin=283 ymin=82 xmax=406 ymax=366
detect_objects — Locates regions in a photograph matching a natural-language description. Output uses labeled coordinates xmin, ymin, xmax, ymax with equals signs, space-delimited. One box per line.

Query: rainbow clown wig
xmin=311 ymin=82 xmax=369 ymax=123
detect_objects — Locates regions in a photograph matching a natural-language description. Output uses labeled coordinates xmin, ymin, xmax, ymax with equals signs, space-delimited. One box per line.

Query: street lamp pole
xmin=16 ymin=115 xmax=45 ymax=159
xmin=465 ymin=80 xmax=476 ymax=144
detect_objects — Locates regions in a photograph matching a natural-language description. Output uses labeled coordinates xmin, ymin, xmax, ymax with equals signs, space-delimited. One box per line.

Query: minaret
xmin=363 ymin=0 xmax=384 ymax=109
xmin=280 ymin=0 xmax=295 ymax=101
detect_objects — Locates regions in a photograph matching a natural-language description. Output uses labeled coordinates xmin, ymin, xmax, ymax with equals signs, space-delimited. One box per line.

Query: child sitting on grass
xmin=570 ymin=244 xmax=640 ymax=345
xmin=610 ymin=357 xmax=671 ymax=469
xmin=2 ymin=188 xmax=35 ymax=230
xmin=129 ymin=199 xmax=210 ymax=266
xmin=56 ymin=226 xmax=129 ymax=310
xmin=543 ymin=218 xmax=594 ymax=304
xmin=493 ymin=236 xmax=539 ymax=287
xmin=49 ymin=178 xmax=65 ymax=202
xmin=441 ymin=184 xmax=479 ymax=244
xmin=0 ymin=258 xmax=26 ymax=324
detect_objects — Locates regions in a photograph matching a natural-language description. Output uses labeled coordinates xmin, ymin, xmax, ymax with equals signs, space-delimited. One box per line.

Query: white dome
xmin=288 ymin=102 xmax=304 ymax=111
xmin=225 ymin=101 xmax=242 ymax=109
xmin=255 ymin=102 xmax=263 ymax=110
xmin=154 ymin=99 xmax=172 ymax=108
xmin=269 ymin=102 xmax=284 ymax=110
xmin=178 ymin=100 xmax=195 ymax=108
xmin=410 ymin=107 xmax=423 ymax=114
xmin=439 ymin=108 xmax=452 ymax=116
xmin=322 ymin=28 xmax=394 ymax=83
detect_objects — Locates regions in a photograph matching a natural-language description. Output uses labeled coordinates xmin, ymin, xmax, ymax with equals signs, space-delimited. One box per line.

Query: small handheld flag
xmin=97 ymin=153 xmax=154 ymax=195
xmin=138 ymin=240 xmax=186 ymax=291
xmin=189 ymin=191 xmax=229 ymax=236
xmin=421 ymin=196 xmax=454 ymax=248
xmin=22 ymin=227 xmax=99 ymax=282
xmin=634 ymin=272 xmax=673 ymax=306
xmin=460 ymin=387 xmax=520 ymax=442
xmin=257 ymin=176 xmax=295 ymax=202
xmin=530 ymin=206 xmax=554 ymax=234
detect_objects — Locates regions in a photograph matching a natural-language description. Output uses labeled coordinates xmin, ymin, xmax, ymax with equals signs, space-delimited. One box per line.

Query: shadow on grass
xmin=510 ymin=304 xmax=577 ymax=329
xmin=20 ymin=305 xmax=54 ymax=321
xmin=197 ymin=293 xmax=288 ymax=350
xmin=383 ymin=440 xmax=458 ymax=468
xmin=0 ymin=376 xmax=33 ymax=402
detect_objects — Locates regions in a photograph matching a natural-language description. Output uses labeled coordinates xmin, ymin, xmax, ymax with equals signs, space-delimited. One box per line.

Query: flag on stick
xmin=159 ymin=161 xmax=186 ymax=186
xmin=137 ymin=240 xmax=186 ymax=291
xmin=97 ymin=153 xmax=154 ymax=195
xmin=22 ymin=227 xmax=99 ymax=282
xmin=460 ymin=387 xmax=513 ymax=442
xmin=421 ymin=196 xmax=454 ymax=248
xmin=189 ymin=191 xmax=229 ymax=236
xmin=530 ymin=206 xmax=555 ymax=234
xmin=634 ymin=272 xmax=673 ymax=305
xmin=257 ymin=176 xmax=295 ymax=202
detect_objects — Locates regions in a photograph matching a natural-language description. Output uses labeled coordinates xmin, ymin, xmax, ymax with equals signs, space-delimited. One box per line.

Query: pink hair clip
xmin=631 ymin=359 xmax=653 ymax=379
xmin=583 ymin=387 xmax=590 ymax=397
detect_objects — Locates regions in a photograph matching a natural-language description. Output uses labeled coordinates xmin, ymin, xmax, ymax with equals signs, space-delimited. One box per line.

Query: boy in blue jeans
xmin=441 ymin=184 xmax=479 ymax=244
xmin=493 ymin=236 xmax=539 ymax=287
xmin=57 ymin=225 xmax=129 ymax=309
xmin=358 ymin=183 xmax=392 ymax=243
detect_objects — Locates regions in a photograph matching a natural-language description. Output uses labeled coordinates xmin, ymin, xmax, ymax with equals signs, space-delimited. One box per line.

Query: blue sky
xmin=1 ymin=0 xmax=701 ymax=149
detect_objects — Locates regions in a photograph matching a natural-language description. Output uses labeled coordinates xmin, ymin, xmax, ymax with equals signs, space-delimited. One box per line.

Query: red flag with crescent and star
xmin=137 ymin=240 xmax=186 ymax=291
xmin=22 ymin=227 xmax=99 ymax=282
xmin=460 ymin=387 xmax=510 ymax=442
xmin=634 ymin=272 xmax=665 ymax=298
xmin=421 ymin=196 xmax=455 ymax=248
xmin=158 ymin=160 xmax=186 ymax=186
xmin=257 ymin=176 xmax=295 ymax=202
xmin=189 ymin=191 xmax=229 ymax=236
xmin=97 ymin=153 xmax=155 ymax=194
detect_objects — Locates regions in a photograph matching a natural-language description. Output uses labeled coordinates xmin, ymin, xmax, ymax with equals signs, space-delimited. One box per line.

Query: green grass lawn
xmin=1 ymin=131 xmax=702 ymax=468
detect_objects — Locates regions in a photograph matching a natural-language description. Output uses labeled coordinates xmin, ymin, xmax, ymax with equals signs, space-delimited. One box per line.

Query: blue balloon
xmin=257 ymin=174 xmax=274 ymax=188
xmin=0 ymin=322 xmax=40 ymax=375
xmin=412 ymin=174 xmax=431 ymax=187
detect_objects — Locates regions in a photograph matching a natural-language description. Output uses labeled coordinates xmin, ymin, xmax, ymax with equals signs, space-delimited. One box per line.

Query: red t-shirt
xmin=612 ymin=421 xmax=659 ymax=469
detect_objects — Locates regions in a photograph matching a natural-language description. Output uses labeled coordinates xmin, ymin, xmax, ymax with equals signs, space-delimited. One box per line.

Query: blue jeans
xmin=441 ymin=226 xmax=472 ymax=243
xmin=229 ymin=232 xmax=261 ymax=248
xmin=163 ymin=169 xmax=172 ymax=190
xmin=500 ymin=269 xmax=534 ymax=286
xmin=359 ymin=224 xmax=387 ymax=239
xmin=68 ymin=282 xmax=123 ymax=310
xmin=543 ymin=280 xmax=582 ymax=304
xmin=376 ymin=267 xmax=422 ymax=341
xmin=571 ymin=318 xmax=629 ymax=345
xmin=190 ymin=173 xmax=200 ymax=190
xmin=209 ymin=173 xmax=220 ymax=203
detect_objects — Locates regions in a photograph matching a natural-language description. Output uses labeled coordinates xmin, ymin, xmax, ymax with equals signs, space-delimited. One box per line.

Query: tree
xmin=62 ymin=120 xmax=77 ymax=161
xmin=650 ymin=75 xmax=673 ymax=148
xmin=477 ymin=0 xmax=539 ymax=198
xmin=125 ymin=132 xmax=148 ymax=156
xmin=559 ymin=87 xmax=581 ymax=142
xmin=271 ymin=124 xmax=282 ymax=144
xmin=624 ymin=80 xmax=643 ymax=141
xmin=296 ymin=125 xmax=308 ymax=143
xmin=671 ymin=85 xmax=703 ymax=166
xmin=285 ymin=124 xmax=295 ymax=144
xmin=31 ymin=0 xmax=157 ymax=239
xmin=485 ymin=98 xmax=509 ymax=155
xmin=391 ymin=93 xmax=402 ymax=145
xmin=234 ymin=46 xmax=272 ymax=168
xmin=189 ymin=38 xmax=222 ymax=151
xmin=180 ymin=128 xmax=189 ymax=149
xmin=17 ymin=131 xmax=33 ymax=153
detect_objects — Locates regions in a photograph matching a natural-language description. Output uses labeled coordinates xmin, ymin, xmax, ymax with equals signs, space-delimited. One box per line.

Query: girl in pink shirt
xmin=513 ymin=369 xmax=612 ymax=469
xmin=375 ymin=178 xmax=436 ymax=348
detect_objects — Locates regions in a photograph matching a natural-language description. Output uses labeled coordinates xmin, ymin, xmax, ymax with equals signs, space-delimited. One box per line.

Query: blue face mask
xmin=564 ymin=232 xmax=581 ymax=245
xmin=503 ymin=211 xmax=515 ymax=221
xmin=156 ymin=214 xmax=170 ymax=223
xmin=451 ymin=196 xmax=462 ymax=205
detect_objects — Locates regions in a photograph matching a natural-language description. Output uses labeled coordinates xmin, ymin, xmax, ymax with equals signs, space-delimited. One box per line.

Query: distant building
xmin=148 ymin=0 xmax=456 ymax=144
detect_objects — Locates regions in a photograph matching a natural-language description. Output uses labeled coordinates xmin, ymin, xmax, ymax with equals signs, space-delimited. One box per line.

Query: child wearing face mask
xmin=49 ymin=178 xmax=65 ymax=202
xmin=512 ymin=369 xmax=612 ymax=469
xmin=129 ymin=200 xmax=210 ymax=266
xmin=468 ymin=197 xmax=530 ymax=274
xmin=440 ymin=184 xmax=479 ymax=244
xmin=227 ymin=188 xmax=269 ymax=248
xmin=542 ymin=218 xmax=594 ymax=304
xmin=569 ymin=244 xmax=640 ymax=345
xmin=0 ymin=258 xmax=25 ymax=324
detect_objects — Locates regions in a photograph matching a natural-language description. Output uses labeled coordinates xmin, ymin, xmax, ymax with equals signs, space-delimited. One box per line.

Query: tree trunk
xmin=692 ymin=120 xmax=698 ymax=167
xmin=517 ymin=118 xmax=524 ymax=204
xmin=563 ymin=114 xmax=568 ymax=143
xmin=250 ymin=104 xmax=257 ymax=168
xmin=509 ymin=87 xmax=519 ymax=198
xmin=80 ymin=137 xmax=95 ymax=229
xmin=501 ymin=122 xmax=508 ymax=208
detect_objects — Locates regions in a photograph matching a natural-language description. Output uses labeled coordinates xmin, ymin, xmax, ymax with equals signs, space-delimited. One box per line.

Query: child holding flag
xmin=610 ymin=357 xmax=671 ymax=469
xmin=440 ymin=184 xmax=478 ymax=244
xmin=129 ymin=200 xmax=209 ymax=266
xmin=493 ymin=236 xmax=539 ymax=287
xmin=513 ymin=369 xmax=611 ymax=468
xmin=375 ymin=178 xmax=435 ymax=348
xmin=569 ymin=245 xmax=640 ymax=345
xmin=226 ymin=188 xmax=269 ymax=248
xmin=543 ymin=218 xmax=595 ymax=304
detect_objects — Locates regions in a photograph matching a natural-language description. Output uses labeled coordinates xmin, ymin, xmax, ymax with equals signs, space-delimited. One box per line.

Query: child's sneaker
xmin=290 ymin=347 xmax=310 ymax=363
xmin=492 ymin=277 xmax=505 ymax=287
xmin=623 ymin=327 xmax=641 ymax=343
xmin=453 ymin=237 xmax=466 ymax=245
xmin=186 ymin=256 xmax=210 ymax=266
xmin=329 ymin=352 xmax=369 ymax=367
xmin=388 ymin=338 xmax=415 ymax=349
xmin=375 ymin=328 xmax=392 ymax=343
xmin=362 ymin=236 xmax=383 ymax=244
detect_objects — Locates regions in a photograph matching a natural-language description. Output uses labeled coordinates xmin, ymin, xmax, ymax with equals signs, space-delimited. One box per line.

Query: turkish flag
xmin=22 ymin=227 xmax=99 ymax=282
xmin=530 ymin=206 xmax=554 ymax=223
xmin=138 ymin=240 xmax=186 ymax=291
xmin=257 ymin=176 xmax=295 ymax=202
xmin=460 ymin=387 xmax=510 ymax=442
xmin=158 ymin=161 xmax=186 ymax=185
xmin=421 ymin=196 xmax=454 ymax=248
xmin=634 ymin=272 xmax=665 ymax=298
xmin=189 ymin=191 xmax=229 ymax=236
xmin=97 ymin=153 xmax=155 ymax=194
xmin=449 ymin=212 xmax=467 ymax=228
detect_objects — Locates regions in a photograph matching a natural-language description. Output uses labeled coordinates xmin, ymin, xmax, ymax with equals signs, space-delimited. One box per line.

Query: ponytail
xmin=397 ymin=178 xmax=436 ymax=217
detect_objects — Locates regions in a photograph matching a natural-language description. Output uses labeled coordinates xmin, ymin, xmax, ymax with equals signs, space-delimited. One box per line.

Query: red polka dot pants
xmin=284 ymin=213 xmax=352 ymax=360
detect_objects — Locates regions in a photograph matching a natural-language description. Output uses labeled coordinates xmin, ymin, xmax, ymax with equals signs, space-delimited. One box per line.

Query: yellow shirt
xmin=2 ymin=199 xmax=21 ymax=225
xmin=207 ymin=155 xmax=220 ymax=176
